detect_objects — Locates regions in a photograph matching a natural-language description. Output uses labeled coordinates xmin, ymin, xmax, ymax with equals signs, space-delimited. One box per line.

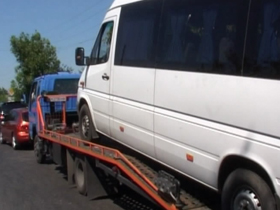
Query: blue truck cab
xmin=28 ymin=72 xmax=80 ymax=140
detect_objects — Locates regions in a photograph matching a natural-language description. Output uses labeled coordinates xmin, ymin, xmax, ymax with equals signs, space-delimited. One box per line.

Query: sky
xmin=0 ymin=0 xmax=113 ymax=90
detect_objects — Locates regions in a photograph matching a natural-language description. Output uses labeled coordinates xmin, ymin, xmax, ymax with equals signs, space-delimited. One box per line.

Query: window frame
xmin=8 ymin=110 xmax=18 ymax=122
xmin=114 ymin=0 xmax=163 ymax=68
xmin=90 ymin=21 xmax=114 ymax=65
xmin=29 ymin=81 xmax=38 ymax=111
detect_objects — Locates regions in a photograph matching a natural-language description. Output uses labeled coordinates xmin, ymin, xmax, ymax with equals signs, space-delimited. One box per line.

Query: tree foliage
xmin=10 ymin=80 xmax=21 ymax=101
xmin=0 ymin=88 xmax=8 ymax=103
xmin=10 ymin=31 xmax=60 ymax=98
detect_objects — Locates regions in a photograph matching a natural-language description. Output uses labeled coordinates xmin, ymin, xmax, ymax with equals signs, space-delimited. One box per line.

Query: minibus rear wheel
xmin=221 ymin=168 xmax=276 ymax=210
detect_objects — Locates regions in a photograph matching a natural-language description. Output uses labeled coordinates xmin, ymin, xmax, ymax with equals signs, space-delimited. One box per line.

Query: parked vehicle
xmin=0 ymin=101 xmax=27 ymax=144
xmin=28 ymin=72 xmax=80 ymax=142
xmin=74 ymin=0 xmax=280 ymax=209
xmin=1 ymin=108 xmax=29 ymax=149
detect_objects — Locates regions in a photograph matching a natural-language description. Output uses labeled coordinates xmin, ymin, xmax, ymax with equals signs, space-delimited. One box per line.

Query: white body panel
xmin=110 ymin=0 xmax=142 ymax=9
xmin=79 ymin=10 xmax=119 ymax=137
xmin=154 ymin=107 xmax=280 ymax=189
xmin=110 ymin=66 xmax=155 ymax=158
xmin=155 ymin=71 xmax=280 ymax=138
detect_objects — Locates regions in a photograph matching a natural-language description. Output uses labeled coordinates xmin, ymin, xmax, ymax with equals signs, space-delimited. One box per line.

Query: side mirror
xmin=41 ymin=90 xmax=49 ymax=102
xmin=75 ymin=47 xmax=85 ymax=66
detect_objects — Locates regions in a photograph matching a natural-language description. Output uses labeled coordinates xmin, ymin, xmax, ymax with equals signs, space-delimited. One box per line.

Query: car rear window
xmin=1 ymin=103 xmax=26 ymax=114
xmin=22 ymin=112 xmax=29 ymax=122
xmin=54 ymin=79 xmax=79 ymax=94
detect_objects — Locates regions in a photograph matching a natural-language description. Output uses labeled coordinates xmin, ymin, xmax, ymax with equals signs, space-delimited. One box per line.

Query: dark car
xmin=1 ymin=108 xmax=29 ymax=149
xmin=0 ymin=101 xmax=27 ymax=143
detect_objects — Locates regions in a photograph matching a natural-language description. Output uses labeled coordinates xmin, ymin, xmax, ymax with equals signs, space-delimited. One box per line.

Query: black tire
xmin=12 ymin=133 xmax=19 ymax=150
xmin=221 ymin=169 xmax=276 ymax=210
xmin=0 ymin=131 xmax=5 ymax=144
xmin=79 ymin=104 xmax=97 ymax=142
xmin=74 ymin=157 xmax=87 ymax=195
xmin=34 ymin=135 xmax=46 ymax=164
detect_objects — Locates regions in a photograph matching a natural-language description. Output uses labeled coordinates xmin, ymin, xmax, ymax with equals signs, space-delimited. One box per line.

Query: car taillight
xmin=21 ymin=125 xmax=28 ymax=130
xmin=19 ymin=122 xmax=29 ymax=131
xmin=0 ymin=114 xmax=4 ymax=120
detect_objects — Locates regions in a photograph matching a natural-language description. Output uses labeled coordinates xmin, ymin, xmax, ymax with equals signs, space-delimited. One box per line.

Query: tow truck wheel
xmin=74 ymin=156 xmax=87 ymax=195
xmin=12 ymin=134 xmax=18 ymax=150
xmin=79 ymin=104 xmax=94 ymax=142
xmin=0 ymin=132 xmax=5 ymax=144
xmin=221 ymin=169 xmax=276 ymax=210
xmin=34 ymin=135 xmax=46 ymax=164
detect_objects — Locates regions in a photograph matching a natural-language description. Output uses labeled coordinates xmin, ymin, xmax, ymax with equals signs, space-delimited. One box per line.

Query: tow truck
xmin=34 ymin=94 xmax=212 ymax=210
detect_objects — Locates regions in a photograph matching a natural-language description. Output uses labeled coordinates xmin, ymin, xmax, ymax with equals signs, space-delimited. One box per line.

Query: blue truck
xmin=28 ymin=72 xmax=81 ymax=141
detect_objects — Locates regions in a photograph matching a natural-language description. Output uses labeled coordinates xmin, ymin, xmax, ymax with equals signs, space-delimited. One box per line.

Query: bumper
xmin=16 ymin=132 xmax=30 ymax=143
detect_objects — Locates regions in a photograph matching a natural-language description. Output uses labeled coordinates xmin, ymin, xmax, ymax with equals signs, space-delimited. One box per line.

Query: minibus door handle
xmin=102 ymin=73 xmax=110 ymax=81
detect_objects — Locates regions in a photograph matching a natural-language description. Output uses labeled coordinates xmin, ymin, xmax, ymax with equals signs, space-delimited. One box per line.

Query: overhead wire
xmin=51 ymin=5 xmax=107 ymax=44
xmin=44 ymin=0 xmax=105 ymax=36
xmin=57 ymin=37 xmax=94 ymax=52
xmin=48 ymin=0 xmax=111 ymax=53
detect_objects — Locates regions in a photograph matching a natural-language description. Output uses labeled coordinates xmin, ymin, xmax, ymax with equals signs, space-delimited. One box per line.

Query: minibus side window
xmin=114 ymin=0 xmax=162 ymax=68
xmin=243 ymin=0 xmax=280 ymax=80
xmin=156 ymin=0 xmax=249 ymax=76
xmin=90 ymin=21 xmax=114 ymax=65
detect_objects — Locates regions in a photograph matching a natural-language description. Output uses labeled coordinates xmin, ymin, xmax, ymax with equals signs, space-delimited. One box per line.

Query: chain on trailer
xmin=36 ymin=94 xmax=212 ymax=210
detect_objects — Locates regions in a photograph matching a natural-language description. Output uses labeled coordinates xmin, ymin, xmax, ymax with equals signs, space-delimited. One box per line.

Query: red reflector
xmin=186 ymin=154 xmax=194 ymax=162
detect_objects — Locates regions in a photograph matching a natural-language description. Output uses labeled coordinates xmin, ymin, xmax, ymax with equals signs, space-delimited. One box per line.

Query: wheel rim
xmin=233 ymin=189 xmax=262 ymax=210
xmin=76 ymin=161 xmax=85 ymax=187
xmin=12 ymin=135 xmax=16 ymax=148
xmin=81 ymin=115 xmax=90 ymax=138
xmin=0 ymin=132 xmax=3 ymax=142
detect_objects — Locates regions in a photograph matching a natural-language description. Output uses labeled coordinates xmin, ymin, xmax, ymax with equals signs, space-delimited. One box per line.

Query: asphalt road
xmin=0 ymin=143 xmax=220 ymax=210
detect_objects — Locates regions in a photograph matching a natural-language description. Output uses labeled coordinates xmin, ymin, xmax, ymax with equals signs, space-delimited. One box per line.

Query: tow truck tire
xmin=79 ymin=104 xmax=95 ymax=142
xmin=221 ymin=169 xmax=276 ymax=210
xmin=12 ymin=134 xmax=19 ymax=150
xmin=34 ymin=135 xmax=46 ymax=164
xmin=0 ymin=133 xmax=5 ymax=144
xmin=74 ymin=156 xmax=87 ymax=196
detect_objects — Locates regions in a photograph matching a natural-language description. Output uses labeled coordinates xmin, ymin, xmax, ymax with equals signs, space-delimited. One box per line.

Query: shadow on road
xmin=53 ymin=164 xmax=161 ymax=210
xmin=7 ymin=143 xmax=33 ymax=151
xmin=55 ymin=165 xmax=68 ymax=181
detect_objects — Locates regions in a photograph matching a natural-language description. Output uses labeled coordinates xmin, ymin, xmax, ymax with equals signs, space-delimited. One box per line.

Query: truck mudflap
xmin=36 ymin=94 xmax=212 ymax=210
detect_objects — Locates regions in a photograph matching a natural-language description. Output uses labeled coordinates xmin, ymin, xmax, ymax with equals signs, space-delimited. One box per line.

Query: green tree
xmin=0 ymin=88 xmax=8 ymax=102
xmin=10 ymin=31 xmax=60 ymax=98
xmin=10 ymin=80 xmax=21 ymax=101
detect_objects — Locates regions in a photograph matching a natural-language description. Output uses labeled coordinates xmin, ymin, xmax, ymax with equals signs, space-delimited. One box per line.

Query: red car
xmin=1 ymin=108 xmax=30 ymax=150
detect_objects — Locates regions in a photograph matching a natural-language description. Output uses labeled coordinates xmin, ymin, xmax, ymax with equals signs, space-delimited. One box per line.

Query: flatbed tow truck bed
xmin=35 ymin=95 xmax=213 ymax=210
